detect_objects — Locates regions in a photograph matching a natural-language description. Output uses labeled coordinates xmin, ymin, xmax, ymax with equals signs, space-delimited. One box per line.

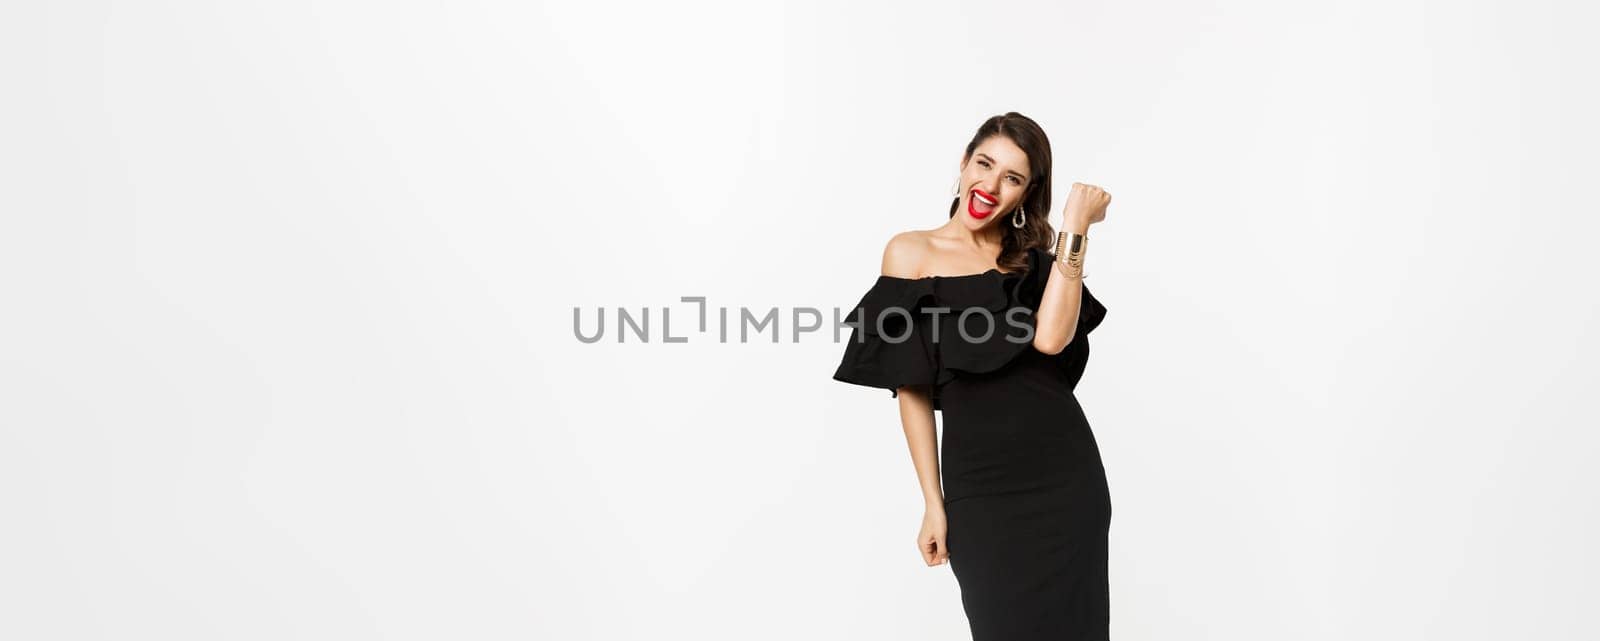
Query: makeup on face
xmin=968 ymin=188 xmax=999 ymax=219
xmin=962 ymin=147 xmax=1030 ymax=221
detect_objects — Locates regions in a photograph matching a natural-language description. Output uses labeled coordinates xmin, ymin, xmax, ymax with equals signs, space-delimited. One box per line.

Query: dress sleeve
xmin=831 ymin=276 xmax=946 ymax=409
xmin=831 ymin=249 xmax=1109 ymax=407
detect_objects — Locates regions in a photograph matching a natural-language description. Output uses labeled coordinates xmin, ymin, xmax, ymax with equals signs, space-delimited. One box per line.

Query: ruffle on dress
xmin=832 ymin=247 xmax=1106 ymax=411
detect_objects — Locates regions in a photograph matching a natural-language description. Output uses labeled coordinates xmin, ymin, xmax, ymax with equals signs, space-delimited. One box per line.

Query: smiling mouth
xmin=968 ymin=188 xmax=998 ymax=219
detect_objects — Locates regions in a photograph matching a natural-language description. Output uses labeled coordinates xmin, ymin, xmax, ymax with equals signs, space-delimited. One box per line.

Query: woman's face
xmin=956 ymin=136 xmax=1033 ymax=230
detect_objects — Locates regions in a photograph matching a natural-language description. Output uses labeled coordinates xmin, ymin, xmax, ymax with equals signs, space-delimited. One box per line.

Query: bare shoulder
xmin=880 ymin=230 xmax=932 ymax=278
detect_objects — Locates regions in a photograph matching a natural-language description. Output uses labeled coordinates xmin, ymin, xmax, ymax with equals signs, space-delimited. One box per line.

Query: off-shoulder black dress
xmin=832 ymin=246 xmax=1112 ymax=641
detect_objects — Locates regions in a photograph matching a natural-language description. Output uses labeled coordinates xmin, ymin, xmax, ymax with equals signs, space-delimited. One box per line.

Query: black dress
xmin=832 ymin=246 xmax=1112 ymax=641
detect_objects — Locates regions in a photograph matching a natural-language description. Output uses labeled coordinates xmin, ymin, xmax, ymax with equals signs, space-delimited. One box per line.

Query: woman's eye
xmin=1008 ymin=176 xmax=1021 ymax=185
xmin=978 ymin=160 xmax=990 ymax=168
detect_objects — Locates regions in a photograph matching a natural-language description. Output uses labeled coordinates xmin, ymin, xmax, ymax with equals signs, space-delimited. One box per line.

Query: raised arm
xmin=1032 ymin=183 xmax=1110 ymax=355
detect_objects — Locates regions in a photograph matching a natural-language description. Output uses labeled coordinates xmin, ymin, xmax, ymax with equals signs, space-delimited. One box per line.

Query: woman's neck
xmin=935 ymin=217 xmax=1004 ymax=254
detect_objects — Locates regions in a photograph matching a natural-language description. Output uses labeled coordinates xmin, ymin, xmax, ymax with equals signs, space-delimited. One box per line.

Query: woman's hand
xmin=1062 ymin=182 xmax=1112 ymax=228
xmin=919 ymin=506 xmax=949 ymax=566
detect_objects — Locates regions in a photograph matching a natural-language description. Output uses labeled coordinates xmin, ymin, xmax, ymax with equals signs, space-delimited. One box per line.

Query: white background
xmin=4 ymin=1 xmax=1598 ymax=639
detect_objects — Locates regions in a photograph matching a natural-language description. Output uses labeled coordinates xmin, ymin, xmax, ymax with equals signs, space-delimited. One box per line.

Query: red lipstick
xmin=967 ymin=188 xmax=999 ymax=219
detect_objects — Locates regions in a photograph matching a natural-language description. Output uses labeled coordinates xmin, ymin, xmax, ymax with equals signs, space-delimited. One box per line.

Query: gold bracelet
xmin=1054 ymin=230 xmax=1088 ymax=279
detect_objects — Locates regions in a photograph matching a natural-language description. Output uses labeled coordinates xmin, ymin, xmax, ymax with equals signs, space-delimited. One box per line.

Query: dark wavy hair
xmin=947 ymin=112 xmax=1056 ymax=274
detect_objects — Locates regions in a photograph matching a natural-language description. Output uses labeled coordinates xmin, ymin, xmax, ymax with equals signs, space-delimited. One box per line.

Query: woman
xmin=832 ymin=112 xmax=1114 ymax=640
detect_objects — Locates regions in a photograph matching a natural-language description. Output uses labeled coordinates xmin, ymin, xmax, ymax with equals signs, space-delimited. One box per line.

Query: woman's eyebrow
xmin=976 ymin=153 xmax=1028 ymax=180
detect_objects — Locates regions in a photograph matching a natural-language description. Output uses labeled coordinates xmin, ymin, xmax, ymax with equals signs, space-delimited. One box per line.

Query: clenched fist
xmin=1063 ymin=182 xmax=1111 ymax=226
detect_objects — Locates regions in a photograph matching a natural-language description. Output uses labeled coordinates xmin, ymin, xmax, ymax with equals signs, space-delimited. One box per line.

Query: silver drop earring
xmin=1012 ymin=204 xmax=1027 ymax=228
